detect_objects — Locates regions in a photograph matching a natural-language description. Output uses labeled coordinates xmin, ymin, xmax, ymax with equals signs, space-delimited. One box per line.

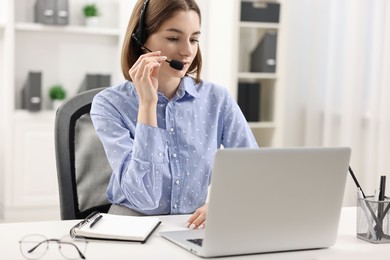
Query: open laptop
xmin=160 ymin=147 xmax=351 ymax=258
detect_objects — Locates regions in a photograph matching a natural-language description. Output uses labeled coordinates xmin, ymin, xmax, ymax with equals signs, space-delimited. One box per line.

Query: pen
xmin=374 ymin=189 xmax=380 ymax=201
xmin=349 ymin=166 xmax=366 ymax=198
xmin=376 ymin=175 xmax=386 ymax=240
xmin=90 ymin=214 xmax=103 ymax=228
xmin=379 ymin=175 xmax=386 ymax=201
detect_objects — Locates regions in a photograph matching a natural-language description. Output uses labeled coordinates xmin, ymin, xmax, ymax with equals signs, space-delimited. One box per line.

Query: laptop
xmin=160 ymin=147 xmax=351 ymax=258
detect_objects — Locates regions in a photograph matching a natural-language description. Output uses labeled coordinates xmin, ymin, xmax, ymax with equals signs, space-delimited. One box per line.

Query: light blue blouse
xmin=91 ymin=76 xmax=258 ymax=215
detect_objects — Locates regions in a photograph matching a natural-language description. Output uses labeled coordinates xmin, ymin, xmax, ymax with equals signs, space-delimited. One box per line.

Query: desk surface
xmin=1 ymin=207 xmax=389 ymax=260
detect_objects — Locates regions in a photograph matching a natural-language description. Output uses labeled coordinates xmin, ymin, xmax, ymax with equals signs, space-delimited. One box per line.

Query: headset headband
xmin=133 ymin=0 xmax=150 ymax=46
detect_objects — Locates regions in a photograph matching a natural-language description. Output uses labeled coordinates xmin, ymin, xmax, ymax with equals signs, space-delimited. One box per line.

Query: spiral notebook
xmin=70 ymin=212 xmax=161 ymax=243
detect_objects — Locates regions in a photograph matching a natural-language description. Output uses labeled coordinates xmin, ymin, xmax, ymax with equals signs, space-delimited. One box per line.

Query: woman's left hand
xmin=185 ymin=203 xmax=208 ymax=229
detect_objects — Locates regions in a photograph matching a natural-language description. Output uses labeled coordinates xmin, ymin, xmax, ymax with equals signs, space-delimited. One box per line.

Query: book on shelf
xmin=35 ymin=0 xmax=69 ymax=25
xmin=70 ymin=212 xmax=161 ymax=243
xmin=240 ymin=1 xmax=280 ymax=23
xmin=237 ymin=82 xmax=261 ymax=122
xmin=22 ymin=71 xmax=42 ymax=112
xmin=250 ymin=32 xmax=277 ymax=73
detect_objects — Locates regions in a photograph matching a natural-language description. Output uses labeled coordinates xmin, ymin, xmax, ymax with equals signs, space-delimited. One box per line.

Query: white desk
xmin=1 ymin=207 xmax=389 ymax=260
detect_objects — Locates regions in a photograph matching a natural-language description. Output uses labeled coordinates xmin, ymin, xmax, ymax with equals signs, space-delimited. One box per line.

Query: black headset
xmin=132 ymin=0 xmax=150 ymax=50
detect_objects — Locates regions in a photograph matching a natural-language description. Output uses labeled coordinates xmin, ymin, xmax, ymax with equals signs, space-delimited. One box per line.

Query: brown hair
xmin=121 ymin=0 xmax=202 ymax=83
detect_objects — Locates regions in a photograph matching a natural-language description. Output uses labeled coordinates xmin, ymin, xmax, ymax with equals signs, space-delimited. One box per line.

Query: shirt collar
xmin=177 ymin=76 xmax=200 ymax=99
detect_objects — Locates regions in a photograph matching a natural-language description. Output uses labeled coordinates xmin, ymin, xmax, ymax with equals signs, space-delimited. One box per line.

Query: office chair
xmin=55 ymin=88 xmax=112 ymax=220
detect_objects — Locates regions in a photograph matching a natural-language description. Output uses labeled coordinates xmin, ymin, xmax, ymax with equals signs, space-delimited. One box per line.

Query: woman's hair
xmin=121 ymin=0 xmax=202 ymax=83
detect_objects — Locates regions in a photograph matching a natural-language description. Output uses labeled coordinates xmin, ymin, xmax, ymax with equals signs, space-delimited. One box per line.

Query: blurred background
xmin=0 ymin=0 xmax=389 ymax=222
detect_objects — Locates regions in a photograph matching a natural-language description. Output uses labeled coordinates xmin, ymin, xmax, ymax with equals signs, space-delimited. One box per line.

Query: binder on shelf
xmin=78 ymin=74 xmax=111 ymax=93
xmin=70 ymin=211 xmax=161 ymax=243
xmin=250 ymin=32 xmax=277 ymax=73
xmin=237 ymin=82 xmax=261 ymax=122
xmin=55 ymin=0 xmax=69 ymax=25
xmin=35 ymin=0 xmax=69 ymax=25
xmin=35 ymin=0 xmax=55 ymax=25
xmin=22 ymin=71 xmax=42 ymax=112
xmin=240 ymin=1 xmax=280 ymax=23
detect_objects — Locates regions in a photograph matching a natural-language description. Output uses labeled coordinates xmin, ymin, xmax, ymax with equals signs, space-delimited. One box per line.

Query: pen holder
xmin=357 ymin=196 xmax=390 ymax=243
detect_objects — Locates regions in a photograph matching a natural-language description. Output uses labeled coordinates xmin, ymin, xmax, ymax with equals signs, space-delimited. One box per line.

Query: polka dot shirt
xmin=90 ymin=76 xmax=258 ymax=215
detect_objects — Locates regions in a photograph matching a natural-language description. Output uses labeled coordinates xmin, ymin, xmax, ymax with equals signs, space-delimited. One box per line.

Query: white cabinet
xmin=4 ymin=112 xmax=60 ymax=221
xmin=13 ymin=0 xmax=123 ymax=110
xmin=205 ymin=0 xmax=284 ymax=147
xmin=0 ymin=0 xmax=6 ymax=220
xmin=1 ymin=0 xmax=128 ymax=221
xmin=235 ymin=1 xmax=283 ymax=147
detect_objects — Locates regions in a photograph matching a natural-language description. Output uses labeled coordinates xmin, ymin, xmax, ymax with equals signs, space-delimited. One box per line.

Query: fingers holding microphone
xmin=129 ymin=51 xmax=167 ymax=103
xmin=130 ymin=51 xmax=167 ymax=83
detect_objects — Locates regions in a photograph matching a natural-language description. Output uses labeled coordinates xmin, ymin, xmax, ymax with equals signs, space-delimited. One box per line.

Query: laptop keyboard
xmin=187 ymin=238 xmax=203 ymax=247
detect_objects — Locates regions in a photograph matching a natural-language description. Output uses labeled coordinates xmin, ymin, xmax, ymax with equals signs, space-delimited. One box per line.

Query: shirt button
xmin=158 ymin=152 xmax=164 ymax=157
xmin=173 ymin=204 xmax=177 ymax=209
xmin=172 ymin=153 xmax=177 ymax=158
xmin=169 ymin=127 xmax=174 ymax=132
xmin=175 ymin=180 xmax=180 ymax=185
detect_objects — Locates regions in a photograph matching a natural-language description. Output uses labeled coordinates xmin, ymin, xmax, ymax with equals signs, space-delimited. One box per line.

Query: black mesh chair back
xmin=55 ymin=88 xmax=112 ymax=220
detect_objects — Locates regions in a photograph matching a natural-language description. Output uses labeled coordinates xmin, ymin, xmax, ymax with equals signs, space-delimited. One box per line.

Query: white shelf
xmin=248 ymin=122 xmax=276 ymax=128
xmin=1 ymin=0 xmax=129 ymax=222
xmin=234 ymin=0 xmax=282 ymax=147
xmin=15 ymin=23 xmax=120 ymax=36
xmin=238 ymin=72 xmax=278 ymax=80
xmin=240 ymin=21 xmax=279 ymax=30
xmin=13 ymin=109 xmax=56 ymax=119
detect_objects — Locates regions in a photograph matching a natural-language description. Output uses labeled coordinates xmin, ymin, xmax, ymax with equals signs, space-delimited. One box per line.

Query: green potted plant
xmin=83 ymin=3 xmax=100 ymax=27
xmin=49 ymin=84 xmax=67 ymax=110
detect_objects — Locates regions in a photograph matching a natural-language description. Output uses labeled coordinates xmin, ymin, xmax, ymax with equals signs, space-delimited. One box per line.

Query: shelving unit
xmin=13 ymin=0 xmax=123 ymax=111
xmin=0 ymin=0 xmax=6 ymax=220
xmin=0 ymin=0 xmax=129 ymax=221
xmin=15 ymin=22 xmax=120 ymax=35
xmin=234 ymin=0 xmax=283 ymax=147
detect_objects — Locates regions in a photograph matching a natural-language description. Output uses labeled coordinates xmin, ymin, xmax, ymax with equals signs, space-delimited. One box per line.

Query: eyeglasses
xmin=19 ymin=234 xmax=88 ymax=259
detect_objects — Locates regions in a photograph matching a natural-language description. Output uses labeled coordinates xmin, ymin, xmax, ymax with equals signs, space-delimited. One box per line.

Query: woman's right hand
xmin=129 ymin=51 xmax=167 ymax=126
xmin=129 ymin=51 xmax=167 ymax=105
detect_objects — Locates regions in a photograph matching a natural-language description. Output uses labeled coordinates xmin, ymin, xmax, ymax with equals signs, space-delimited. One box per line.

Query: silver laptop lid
xmin=202 ymin=147 xmax=351 ymax=257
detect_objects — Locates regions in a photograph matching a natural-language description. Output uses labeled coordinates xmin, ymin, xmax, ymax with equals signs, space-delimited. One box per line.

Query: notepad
xmin=70 ymin=212 xmax=161 ymax=243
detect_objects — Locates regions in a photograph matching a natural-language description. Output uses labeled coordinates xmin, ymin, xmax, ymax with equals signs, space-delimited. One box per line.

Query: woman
xmin=91 ymin=0 xmax=258 ymax=229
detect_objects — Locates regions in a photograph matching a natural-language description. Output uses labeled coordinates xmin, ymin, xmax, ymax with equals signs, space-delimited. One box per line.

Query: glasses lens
xmin=19 ymin=234 xmax=48 ymax=260
xmin=59 ymin=235 xmax=87 ymax=260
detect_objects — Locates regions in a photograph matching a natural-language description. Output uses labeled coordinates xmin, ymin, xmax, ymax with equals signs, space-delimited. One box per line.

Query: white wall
xmin=280 ymin=0 xmax=329 ymax=146
xmin=0 ymin=0 xmax=8 ymax=220
xmin=202 ymin=0 xmax=237 ymax=91
xmin=281 ymin=0 xmax=390 ymax=206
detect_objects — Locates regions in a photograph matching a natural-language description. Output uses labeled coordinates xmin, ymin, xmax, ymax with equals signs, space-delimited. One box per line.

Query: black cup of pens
xmin=357 ymin=196 xmax=390 ymax=243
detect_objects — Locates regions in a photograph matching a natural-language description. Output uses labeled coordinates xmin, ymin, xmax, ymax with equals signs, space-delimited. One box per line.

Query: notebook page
xmin=74 ymin=213 xmax=161 ymax=241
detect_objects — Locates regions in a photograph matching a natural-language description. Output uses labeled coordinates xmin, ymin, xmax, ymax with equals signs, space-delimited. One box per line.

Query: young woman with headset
xmin=90 ymin=0 xmax=258 ymax=229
